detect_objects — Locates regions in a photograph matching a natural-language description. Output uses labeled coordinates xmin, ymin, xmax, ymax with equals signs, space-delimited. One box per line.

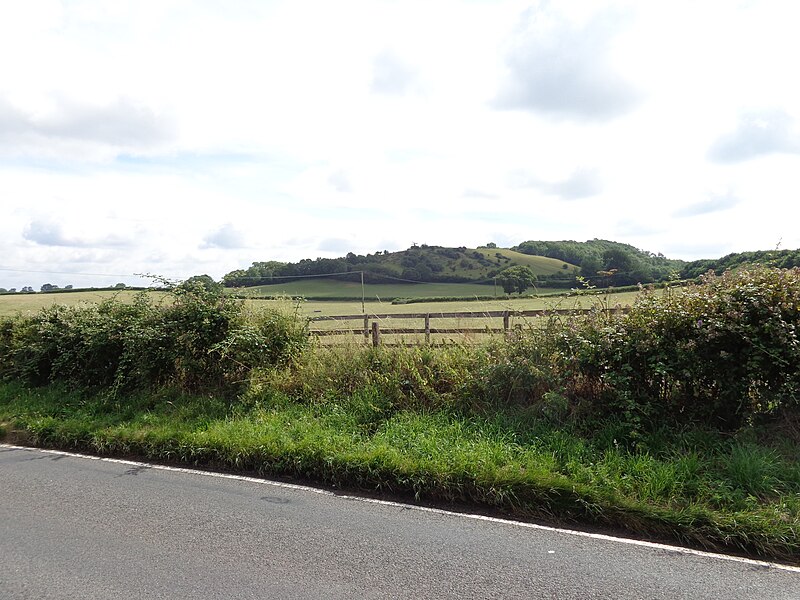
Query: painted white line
xmin=4 ymin=442 xmax=800 ymax=574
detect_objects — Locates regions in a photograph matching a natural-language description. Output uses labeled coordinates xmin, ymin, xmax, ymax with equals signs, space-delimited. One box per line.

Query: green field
xmin=0 ymin=286 xmax=642 ymax=346
xmin=0 ymin=288 xmax=644 ymax=322
xmin=0 ymin=290 xmax=162 ymax=318
xmin=230 ymin=279 xmax=504 ymax=300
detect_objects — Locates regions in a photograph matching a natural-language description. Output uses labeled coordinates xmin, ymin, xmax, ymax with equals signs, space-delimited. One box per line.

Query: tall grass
xmin=1 ymin=381 xmax=797 ymax=561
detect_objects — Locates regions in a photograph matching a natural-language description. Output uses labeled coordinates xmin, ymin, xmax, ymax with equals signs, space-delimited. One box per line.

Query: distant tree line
xmin=221 ymin=246 xmax=553 ymax=287
xmin=513 ymin=239 xmax=685 ymax=286
xmin=219 ymin=240 xmax=800 ymax=291
xmin=679 ymin=249 xmax=800 ymax=279
xmin=0 ymin=283 xmax=134 ymax=295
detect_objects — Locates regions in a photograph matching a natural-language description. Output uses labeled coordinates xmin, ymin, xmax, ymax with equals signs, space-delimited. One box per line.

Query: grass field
xmin=470 ymin=247 xmax=576 ymax=276
xmin=0 ymin=286 xmax=644 ymax=346
xmin=230 ymin=279 xmax=503 ymax=300
xmin=0 ymin=290 xmax=162 ymax=318
xmin=0 ymin=287 xmax=644 ymax=328
xmin=256 ymin=290 xmax=641 ymax=344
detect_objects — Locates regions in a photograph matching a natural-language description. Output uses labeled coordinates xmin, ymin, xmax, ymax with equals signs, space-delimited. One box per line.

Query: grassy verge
xmin=1 ymin=380 xmax=797 ymax=564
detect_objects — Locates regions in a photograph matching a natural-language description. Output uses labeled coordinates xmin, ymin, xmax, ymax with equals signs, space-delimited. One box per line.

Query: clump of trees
xmin=680 ymin=248 xmax=800 ymax=279
xmin=221 ymin=246 xmax=510 ymax=287
xmin=514 ymin=239 xmax=684 ymax=286
xmin=495 ymin=265 xmax=537 ymax=294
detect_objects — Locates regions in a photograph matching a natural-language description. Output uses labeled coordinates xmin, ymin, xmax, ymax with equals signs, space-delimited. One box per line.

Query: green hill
xmin=680 ymin=248 xmax=800 ymax=278
xmin=222 ymin=245 xmax=579 ymax=289
xmin=513 ymin=239 xmax=685 ymax=286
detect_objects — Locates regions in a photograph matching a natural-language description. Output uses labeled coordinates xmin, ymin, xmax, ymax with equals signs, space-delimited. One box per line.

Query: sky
xmin=2 ymin=0 xmax=800 ymax=290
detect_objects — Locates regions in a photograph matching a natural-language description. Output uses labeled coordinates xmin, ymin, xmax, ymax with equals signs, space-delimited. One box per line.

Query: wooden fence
xmin=309 ymin=307 xmax=628 ymax=346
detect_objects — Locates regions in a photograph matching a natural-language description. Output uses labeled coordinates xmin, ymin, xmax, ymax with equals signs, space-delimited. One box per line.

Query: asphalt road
xmin=1 ymin=444 xmax=798 ymax=599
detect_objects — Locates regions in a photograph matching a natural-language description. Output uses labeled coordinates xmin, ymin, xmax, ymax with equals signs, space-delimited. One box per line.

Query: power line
xmin=226 ymin=271 xmax=497 ymax=285
xmin=0 ymin=267 xmax=149 ymax=278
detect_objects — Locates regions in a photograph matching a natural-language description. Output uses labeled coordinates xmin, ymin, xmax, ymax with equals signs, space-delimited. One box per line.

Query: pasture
xmin=0 ymin=288 xmax=643 ymax=320
xmin=232 ymin=279 xmax=505 ymax=300
xmin=0 ymin=287 xmax=645 ymax=347
xmin=0 ymin=290 xmax=158 ymax=318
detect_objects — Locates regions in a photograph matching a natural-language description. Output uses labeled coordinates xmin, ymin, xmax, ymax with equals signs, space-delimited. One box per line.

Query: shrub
xmin=558 ymin=267 xmax=800 ymax=430
xmin=0 ymin=281 xmax=310 ymax=396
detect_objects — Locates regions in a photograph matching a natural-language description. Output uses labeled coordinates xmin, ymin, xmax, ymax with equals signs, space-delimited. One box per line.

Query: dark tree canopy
xmin=496 ymin=265 xmax=537 ymax=295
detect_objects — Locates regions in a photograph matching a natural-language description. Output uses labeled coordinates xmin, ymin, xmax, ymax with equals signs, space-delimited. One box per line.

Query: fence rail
xmin=309 ymin=307 xmax=628 ymax=346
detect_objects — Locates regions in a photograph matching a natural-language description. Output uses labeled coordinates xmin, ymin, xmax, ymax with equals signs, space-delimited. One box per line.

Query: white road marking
xmin=4 ymin=442 xmax=800 ymax=574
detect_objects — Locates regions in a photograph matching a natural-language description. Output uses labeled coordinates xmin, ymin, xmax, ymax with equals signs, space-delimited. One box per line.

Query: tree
xmin=496 ymin=265 xmax=537 ymax=295
xmin=181 ymin=274 xmax=222 ymax=293
xmin=41 ymin=283 xmax=59 ymax=292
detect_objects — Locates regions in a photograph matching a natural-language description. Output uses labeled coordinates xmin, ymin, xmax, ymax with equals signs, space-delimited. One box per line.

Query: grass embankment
xmin=1 ymin=269 xmax=798 ymax=563
xmin=1 ymin=379 xmax=797 ymax=563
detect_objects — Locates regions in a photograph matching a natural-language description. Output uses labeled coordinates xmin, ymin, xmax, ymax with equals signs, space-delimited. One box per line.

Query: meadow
xmin=0 ymin=287 xmax=643 ymax=346
xmin=0 ymin=286 xmax=643 ymax=319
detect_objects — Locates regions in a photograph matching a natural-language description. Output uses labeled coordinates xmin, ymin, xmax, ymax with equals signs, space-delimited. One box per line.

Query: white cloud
xmin=507 ymin=167 xmax=602 ymax=200
xmin=201 ymin=224 xmax=247 ymax=250
xmin=673 ymin=193 xmax=741 ymax=218
xmin=371 ymin=51 xmax=419 ymax=96
xmin=2 ymin=0 xmax=800 ymax=290
xmin=708 ymin=109 xmax=800 ymax=163
xmin=494 ymin=4 xmax=641 ymax=120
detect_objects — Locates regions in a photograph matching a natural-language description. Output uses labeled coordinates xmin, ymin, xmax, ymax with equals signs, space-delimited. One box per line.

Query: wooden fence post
xmin=503 ymin=311 xmax=510 ymax=334
xmin=363 ymin=315 xmax=369 ymax=343
xmin=424 ymin=314 xmax=430 ymax=344
xmin=371 ymin=321 xmax=381 ymax=347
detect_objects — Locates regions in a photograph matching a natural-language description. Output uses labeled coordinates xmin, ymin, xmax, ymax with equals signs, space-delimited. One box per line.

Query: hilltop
xmin=222 ymin=244 xmax=579 ymax=288
xmin=222 ymin=239 xmax=687 ymax=289
xmin=220 ymin=239 xmax=800 ymax=295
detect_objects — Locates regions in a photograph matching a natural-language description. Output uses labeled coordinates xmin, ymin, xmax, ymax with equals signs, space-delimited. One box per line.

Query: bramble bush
xmin=557 ymin=266 xmax=800 ymax=430
xmin=0 ymin=280 xmax=309 ymax=396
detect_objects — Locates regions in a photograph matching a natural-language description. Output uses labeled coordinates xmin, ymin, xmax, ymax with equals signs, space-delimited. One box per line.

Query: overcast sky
xmin=2 ymin=0 xmax=800 ymax=289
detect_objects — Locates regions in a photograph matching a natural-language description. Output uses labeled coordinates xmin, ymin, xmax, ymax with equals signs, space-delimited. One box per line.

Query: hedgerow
xmin=555 ymin=266 xmax=800 ymax=431
xmin=0 ymin=281 xmax=308 ymax=396
xmin=2 ymin=267 xmax=799 ymax=433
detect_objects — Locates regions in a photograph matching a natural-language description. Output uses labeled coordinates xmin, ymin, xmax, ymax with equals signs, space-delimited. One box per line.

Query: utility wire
xmin=0 ymin=267 xmax=149 ymax=278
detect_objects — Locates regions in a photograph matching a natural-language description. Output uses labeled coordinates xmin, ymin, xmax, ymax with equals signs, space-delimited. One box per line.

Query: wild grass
xmin=1 ymin=380 xmax=798 ymax=563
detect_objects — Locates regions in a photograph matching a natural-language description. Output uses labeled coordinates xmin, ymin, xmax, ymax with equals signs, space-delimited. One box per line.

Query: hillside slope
xmin=223 ymin=245 xmax=579 ymax=288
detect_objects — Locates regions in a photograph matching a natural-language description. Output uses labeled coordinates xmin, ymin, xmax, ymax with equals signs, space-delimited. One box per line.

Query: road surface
xmin=1 ymin=444 xmax=798 ymax=599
